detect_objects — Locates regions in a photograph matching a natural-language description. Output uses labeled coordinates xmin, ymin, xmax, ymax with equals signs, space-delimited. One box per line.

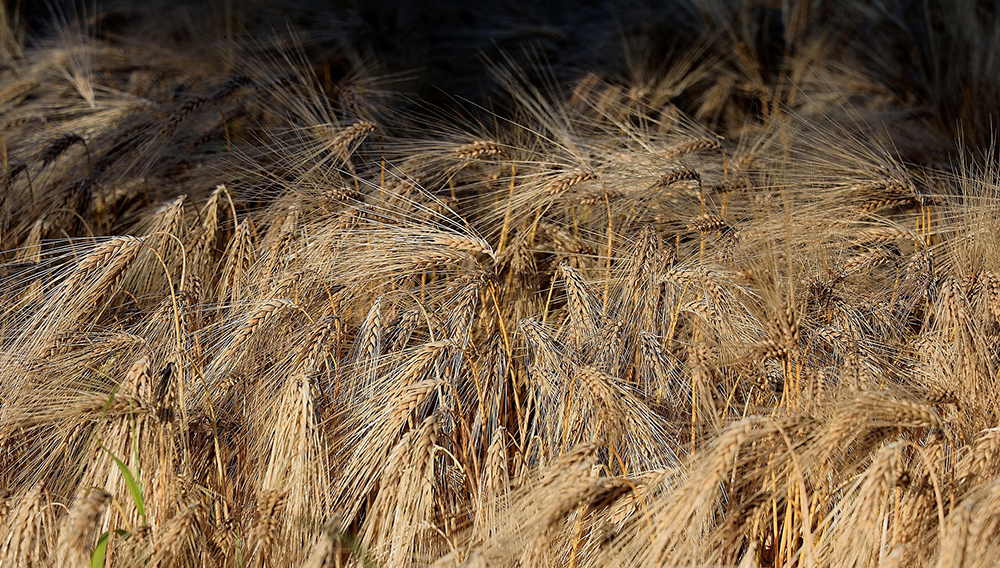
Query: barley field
xmin=2 ymin=1 xmax=1000 ymax=566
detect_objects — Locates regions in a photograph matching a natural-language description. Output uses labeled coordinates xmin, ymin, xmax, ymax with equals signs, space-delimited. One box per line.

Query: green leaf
xmin=98 ymin=441 xmax=146 ymax=520
xmin=91 ymin=531 xmax=110 ymax=568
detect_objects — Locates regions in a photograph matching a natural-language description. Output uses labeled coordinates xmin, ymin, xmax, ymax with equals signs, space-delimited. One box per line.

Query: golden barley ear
xmin=0 ymin=484 xmax=56 ymax=566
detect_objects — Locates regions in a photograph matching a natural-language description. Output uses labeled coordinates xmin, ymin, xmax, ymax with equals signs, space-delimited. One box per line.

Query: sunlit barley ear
xmin=820 ymin=442 xmax=906 ymax=566
xmin=73 ymin=355 xmax=156 ymax=533
xmin=335 ymin=370 xmax=450 ymax=526
xmin=213 ymin=298 xmax=298 ymax=371
xmin=60 ymin=236 xmax=145 ymax=303
xmin=388 ymin=307 xmax=423 ymax=353
xmin=474 ymin=427 xmax=511 ymax=541
xmin=355 ymin=296 xmax=384 ymax=391
xmin=13 ymin=218 xmax=44 ymax=264
xmin=218 ymin=218 xmax=256 ymax=304
xmin=461 ymin=442 xmax=636 ymax=564
xmin=0 ymin=483 xmax=56 ymax=567
xmin=637 ymin=330 xmax=682 ymax=401
xmin=258 ymin=370 xmax=331 ymax=561
xmin=454 ymin=140 xmax=506 ymax=160
xmin=443 ymin=275 xmax=482 ymax=345
xmin=558 ymin=264 xmax=600 ymax=345
xmin=187 ymin=185 xmax=224 ymax=277
xmin=324 ymin=120 xmax=377 ymax=164
xmin=250 ymin=490 xmax=288 ymax=567
xmin=293 ymin=314 xmax=341 ymax=380
xmin=359 ymin=414 xmax=444 ymax=565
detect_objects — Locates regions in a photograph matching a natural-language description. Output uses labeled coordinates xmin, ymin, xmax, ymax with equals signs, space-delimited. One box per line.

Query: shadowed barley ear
xmin=160 ymin=95 xmax=209 ymax=139
xmin=147 ymin=498 xmax=211 ymax=567
xmin=38 ymin=132 xmax=85 ymax=168
xmin=54 ymin=489 xmax=110 ymax=567
xmin=663 ymin=136 xmax=721 ymax=159
xmin=0 ymin=79 xmax=37 ymax=111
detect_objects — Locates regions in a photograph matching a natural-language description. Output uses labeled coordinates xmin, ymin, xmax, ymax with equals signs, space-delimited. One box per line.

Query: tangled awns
xmin=6 ymin=0 xmax=1000 ymax=566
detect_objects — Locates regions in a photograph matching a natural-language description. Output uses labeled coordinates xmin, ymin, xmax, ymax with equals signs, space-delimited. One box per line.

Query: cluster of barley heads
xmin=3 ymin=1 xmax=1000 ymax=566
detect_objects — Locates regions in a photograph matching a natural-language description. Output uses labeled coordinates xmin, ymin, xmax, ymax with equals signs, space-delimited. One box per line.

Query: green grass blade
xmin=91 ymin=531 xmax=110 ymax=568
xmin=98 ymin=441 xmax=146 ymax=520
